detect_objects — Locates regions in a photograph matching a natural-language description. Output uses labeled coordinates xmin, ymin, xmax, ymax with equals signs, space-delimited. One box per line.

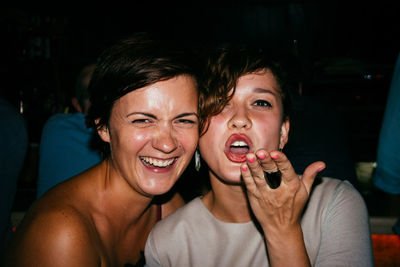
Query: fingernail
xmin=242 ymin=165 xmax=248 ymax=171
xmin=257 ymin=153 xmax=266 ymax=160
xmin=271 ymin=154 xmax=279 ymax=160
xmin=318 ymin=166 xmax=325 ymax=172
xmin=248 ymin=157 xmax=255 ymax=163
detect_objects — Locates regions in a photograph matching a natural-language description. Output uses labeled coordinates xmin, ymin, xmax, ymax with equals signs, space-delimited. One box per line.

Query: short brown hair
xmin=86 ymin=33 xmax=201 ymax=157
xmin=199 ymin=43 xmax=294 ymax=135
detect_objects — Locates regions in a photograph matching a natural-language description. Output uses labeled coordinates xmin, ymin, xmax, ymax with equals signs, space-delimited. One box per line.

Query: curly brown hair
xmin=199 ymin=43 xmax=295 ymax=136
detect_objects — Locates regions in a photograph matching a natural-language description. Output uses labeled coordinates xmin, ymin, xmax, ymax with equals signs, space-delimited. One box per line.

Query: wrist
xmin=263 ymin=223 xmax=310 ymax=267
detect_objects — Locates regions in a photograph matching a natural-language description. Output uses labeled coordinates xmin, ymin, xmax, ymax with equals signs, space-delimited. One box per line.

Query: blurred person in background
xmin=373 ymin=52 xmax=400 ymax=235
xmin=36 ymin=63 xmax=102 ymax=198
xmin=0 ymin=97 xmax=28 ymax=254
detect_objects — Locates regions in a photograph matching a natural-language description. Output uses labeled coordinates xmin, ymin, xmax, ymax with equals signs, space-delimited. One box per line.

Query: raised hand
xmin=241 ymin=149 xmax=325 ymax=231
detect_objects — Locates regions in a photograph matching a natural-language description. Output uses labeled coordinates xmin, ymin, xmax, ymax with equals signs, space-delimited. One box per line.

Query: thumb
xmin=302 ymin=161 xmax=326 ymax=194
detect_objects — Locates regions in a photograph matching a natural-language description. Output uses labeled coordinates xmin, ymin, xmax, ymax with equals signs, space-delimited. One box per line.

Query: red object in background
xmin=372 ymin=234 xmax=400 ymax=266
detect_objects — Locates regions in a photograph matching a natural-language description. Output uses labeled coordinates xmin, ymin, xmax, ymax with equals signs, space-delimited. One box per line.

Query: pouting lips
xmin=224 ymin=134 xmax=253 ymax=163
xmin=140 ymin=157 xmax=175 ymax=168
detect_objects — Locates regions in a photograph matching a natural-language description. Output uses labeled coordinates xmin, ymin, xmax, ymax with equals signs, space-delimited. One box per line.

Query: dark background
xmin=1 ymin=2 xmax=399 ymax=165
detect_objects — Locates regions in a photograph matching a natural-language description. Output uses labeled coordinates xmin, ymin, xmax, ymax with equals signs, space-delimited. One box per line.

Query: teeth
xmin=231 ymin=141 xmax=248 ymax=147
xmin=140 ymin=157 xmax=175 ymax=168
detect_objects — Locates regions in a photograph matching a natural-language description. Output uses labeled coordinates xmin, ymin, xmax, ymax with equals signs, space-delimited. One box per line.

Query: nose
xmin=152 ymin=124 xmax=178 ymax=154
xmin=227 ymin=107 xmax=252 ymax=129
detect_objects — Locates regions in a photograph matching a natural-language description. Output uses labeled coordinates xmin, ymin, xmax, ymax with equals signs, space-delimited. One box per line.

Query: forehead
xmin=235 ymin=69 xmax=280 ymax=94
xmin=114 ymin=75 xmax=198 ymax=112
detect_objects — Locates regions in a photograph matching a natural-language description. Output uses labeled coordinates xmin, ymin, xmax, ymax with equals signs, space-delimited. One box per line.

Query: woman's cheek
xmin=181 ymin=129 xmax=199 ymax=151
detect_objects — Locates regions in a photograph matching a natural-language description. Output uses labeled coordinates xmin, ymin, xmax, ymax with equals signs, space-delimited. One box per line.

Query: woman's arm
xmin=241 ymin=149 xmax=324 ymax=267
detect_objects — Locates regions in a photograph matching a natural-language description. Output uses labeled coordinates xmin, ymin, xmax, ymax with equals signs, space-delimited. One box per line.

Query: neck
xmin=94 ymin=160 xmax=155 ymax=232
xmin=202 ymin=173 xmax=252 ymax=223
xmin=81 ymin=160 xmax=158 ymax=266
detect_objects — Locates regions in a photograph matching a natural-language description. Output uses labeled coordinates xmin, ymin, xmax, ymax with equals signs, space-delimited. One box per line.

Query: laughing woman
xmin=144 ymin=44 xmax=374 ymax=267
xmin=4 ymin=33 xmax=203 ymax=267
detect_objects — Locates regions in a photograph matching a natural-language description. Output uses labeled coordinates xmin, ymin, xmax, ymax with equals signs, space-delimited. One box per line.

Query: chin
xmin=218 ymin=178 xmax=243 ymax=186
xmin=142 ymin=182 xmax=175 ymax=197
xmin=218 ymin=170 xmax=243 ymax=185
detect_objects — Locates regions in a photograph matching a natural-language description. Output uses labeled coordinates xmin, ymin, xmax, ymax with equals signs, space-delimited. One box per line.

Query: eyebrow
xmin=253 ymin=87 xmax=279 ymax=96
xmin=126 ymin=112 xmax=198 ymax=119
xmin=126 ymin=112 xmax=157 ymax=119
xmin=176 ymin=113 xmax=199 ymax=119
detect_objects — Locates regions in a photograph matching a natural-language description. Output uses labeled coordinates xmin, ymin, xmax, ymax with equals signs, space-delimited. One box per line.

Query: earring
xmin=195 ymin=149 xmax=201 ymax=172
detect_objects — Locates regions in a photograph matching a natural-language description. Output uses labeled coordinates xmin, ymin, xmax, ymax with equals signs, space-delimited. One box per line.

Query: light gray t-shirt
xmin=145 ymin=178 xmax=373 ymax=266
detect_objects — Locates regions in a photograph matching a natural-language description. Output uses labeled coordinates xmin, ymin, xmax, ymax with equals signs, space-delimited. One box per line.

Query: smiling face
xmin=98 ymin=75 xmax=199 ymax=196
xmin=199 ymin=70 xmax=289 ymax=184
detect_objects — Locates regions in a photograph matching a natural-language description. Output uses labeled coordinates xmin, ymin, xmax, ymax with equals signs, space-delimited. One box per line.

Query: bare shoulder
xmin=4 ymin=203 xmax=100 ymax=267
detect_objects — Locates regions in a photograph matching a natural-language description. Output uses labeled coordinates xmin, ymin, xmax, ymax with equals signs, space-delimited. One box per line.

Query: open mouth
xmin=230 ymin=140 xmax=250 ymax=155
xmin=224 ymin=134 xmax=252 ymax=163
xmin=140 ymin=156 xmax=176 ymax=168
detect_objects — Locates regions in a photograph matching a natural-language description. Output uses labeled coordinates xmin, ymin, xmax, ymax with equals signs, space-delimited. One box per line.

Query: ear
xmin=71 ymin=97 xmax=83 ymax=113
xmin=95 ymin=119 xmax=110 ymax=143
xmin=279 ymin=119 xmax=290 ymax=149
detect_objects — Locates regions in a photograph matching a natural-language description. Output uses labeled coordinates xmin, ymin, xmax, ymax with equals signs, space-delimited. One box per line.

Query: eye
xmin=253 ymin=100 xmax=272 ymax=108
xmin=174 ymin=116 xmax=198 ymax=128
xmin=131 ymin=118 xmax=152 ymax=125
xmin=177 ymin=119 xmax=196 ymax=124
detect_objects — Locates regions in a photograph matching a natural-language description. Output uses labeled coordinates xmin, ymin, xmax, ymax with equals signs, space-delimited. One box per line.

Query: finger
xmin=245 ymin=153 xmax=266 ymax=185
xmin=254 ymin=149 xmax=284 ymax=189
xmin=302 ymin=161 xmax=326 ymax=194
xmin=254 ymin=149 xmax=278 ymax=173
xmin=241 ymin=163 xmax=259 ymax=195
xmin=269 ymin=151 xmax=298 ymax=183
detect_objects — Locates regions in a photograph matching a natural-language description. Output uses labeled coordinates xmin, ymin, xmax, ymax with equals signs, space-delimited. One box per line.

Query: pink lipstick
xmin=224 ymin=134 xmax=252 ymax=163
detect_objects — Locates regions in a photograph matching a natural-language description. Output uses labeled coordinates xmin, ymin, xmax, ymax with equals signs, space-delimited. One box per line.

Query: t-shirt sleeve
xmin=144 ymin=230 xmax=162 ymax=267
xmin=315 ymin=181 xmax=374 ymax=266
